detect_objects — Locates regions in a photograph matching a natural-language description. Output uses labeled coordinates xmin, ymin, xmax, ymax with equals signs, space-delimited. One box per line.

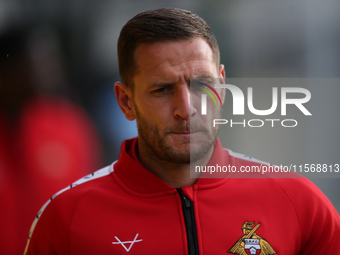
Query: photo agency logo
xmin=193 ymin=79 xmax=312 ymax=128
xmin=197 ymin=82 xmax=223 ymax=115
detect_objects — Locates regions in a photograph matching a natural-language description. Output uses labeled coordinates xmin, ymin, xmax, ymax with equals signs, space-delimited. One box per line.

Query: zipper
xmin=177 ymin=188 xmax=199 ymax=255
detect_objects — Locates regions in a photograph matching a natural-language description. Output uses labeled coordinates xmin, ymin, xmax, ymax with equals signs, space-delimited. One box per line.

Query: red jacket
xmin=25 ymin=137 xmax=340 ymax=254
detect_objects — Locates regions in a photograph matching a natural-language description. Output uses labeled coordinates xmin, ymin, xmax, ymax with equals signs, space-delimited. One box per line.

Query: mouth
xmin=171 ymin=131 xmax=198 ymax=136
xmin=175 ymin=131 xmax=191 ymax=134
xmin=166 ymin=124 xmax=203 ymax=137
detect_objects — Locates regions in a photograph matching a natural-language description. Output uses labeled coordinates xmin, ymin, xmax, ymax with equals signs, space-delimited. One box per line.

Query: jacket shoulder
xmin=267 ymin=176 xmax=340 ymax=253
xmin=24 ymin=164 xmax=114 ymax=254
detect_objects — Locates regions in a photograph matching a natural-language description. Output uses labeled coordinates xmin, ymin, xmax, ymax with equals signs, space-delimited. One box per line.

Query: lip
xmin=171 ymin=131 xmax=198 ymax=136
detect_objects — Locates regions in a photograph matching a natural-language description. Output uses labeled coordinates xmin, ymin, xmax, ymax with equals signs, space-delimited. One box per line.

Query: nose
xmin=173 ymin=85 xmax=197 ymax=120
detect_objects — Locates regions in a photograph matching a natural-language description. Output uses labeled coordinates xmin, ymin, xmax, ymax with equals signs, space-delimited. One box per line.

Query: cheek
xmin=137 ymin=100 xmax=169 ymax=126
xmin=133 ymin=95 xmax=154 ymax=115
xmin=134 ymin=91 xmax=175 ymax=125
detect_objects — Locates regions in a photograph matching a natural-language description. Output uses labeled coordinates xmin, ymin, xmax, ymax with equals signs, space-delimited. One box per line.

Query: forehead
xmin=133 ymin=38 xmax=217 ymax=85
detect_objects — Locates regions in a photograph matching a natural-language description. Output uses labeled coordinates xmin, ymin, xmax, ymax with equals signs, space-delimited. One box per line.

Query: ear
xmin=114 ymin=81 xmax=136 ymax=121
xmin=218 ymin=64 xmax=226 ymax=105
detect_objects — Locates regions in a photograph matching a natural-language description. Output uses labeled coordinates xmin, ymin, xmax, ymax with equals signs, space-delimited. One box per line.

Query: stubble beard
xmin=135 ymin=107 xmax=219 ymax=165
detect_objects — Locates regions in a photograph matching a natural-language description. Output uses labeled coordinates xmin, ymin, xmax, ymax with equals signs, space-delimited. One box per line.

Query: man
xmin=25 ymin=8 xmax=340 ymax=254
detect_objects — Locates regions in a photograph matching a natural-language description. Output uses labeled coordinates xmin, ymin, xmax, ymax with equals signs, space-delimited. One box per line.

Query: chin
xmin=154 ymin=132 xmax=216 ymax=164
xmin=161 ymin=149 xmax=191 ymax=164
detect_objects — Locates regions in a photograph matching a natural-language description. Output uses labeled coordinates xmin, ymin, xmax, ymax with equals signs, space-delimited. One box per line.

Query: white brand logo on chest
xmin=112 ymin=233 xmax=143 ymax=252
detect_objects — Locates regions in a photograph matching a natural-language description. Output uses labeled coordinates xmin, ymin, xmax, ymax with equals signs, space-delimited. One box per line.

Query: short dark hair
xmin=117 ymin=8 xmax=220 ymax=87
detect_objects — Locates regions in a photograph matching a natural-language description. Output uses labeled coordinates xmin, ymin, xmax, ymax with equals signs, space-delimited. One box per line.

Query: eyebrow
xmin=190 ymin=74 xmax=216 ymax=84
xmin=149 ymin=74 xmax=215 ymax=88
xmin=149 ymin=82 xmax=174 ymax=88
xmin=196 ymin=74 xmax=215 ymax=79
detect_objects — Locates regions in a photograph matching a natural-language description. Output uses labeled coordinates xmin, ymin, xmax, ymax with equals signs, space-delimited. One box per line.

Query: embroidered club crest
xmin=228 ymin=221 xmax=276 ymax=255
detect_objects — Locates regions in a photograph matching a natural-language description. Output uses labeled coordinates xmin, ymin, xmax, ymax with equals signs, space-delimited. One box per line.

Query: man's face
xmin=127 ymin=38 xmax=225 ymax=164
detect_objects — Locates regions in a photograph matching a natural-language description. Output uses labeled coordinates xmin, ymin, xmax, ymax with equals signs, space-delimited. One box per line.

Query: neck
xmin=137 ymin=139 xmax=214 ymax=188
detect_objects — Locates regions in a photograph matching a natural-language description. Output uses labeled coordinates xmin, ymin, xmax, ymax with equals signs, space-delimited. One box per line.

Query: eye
xmin=152 ymin=84 xmax=174 ymax=95
xmin=191 ymin=82 xmax=205 ymax=91
xmin=154 ymin=87 xmax=167 ymax=94
xmin=152 ymin=86 xmax=172 ymax=96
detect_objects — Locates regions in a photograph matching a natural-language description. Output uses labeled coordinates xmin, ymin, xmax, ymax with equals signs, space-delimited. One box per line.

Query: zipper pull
xmin=177 ymin=188 xmax=191 ymax=208
xmin=183 ymin=195 xmax=191 ymax=208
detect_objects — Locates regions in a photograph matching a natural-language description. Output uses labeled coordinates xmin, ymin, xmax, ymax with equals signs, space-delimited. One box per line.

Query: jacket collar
xmin=112 ymin=137 xmax=230 ymax=195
